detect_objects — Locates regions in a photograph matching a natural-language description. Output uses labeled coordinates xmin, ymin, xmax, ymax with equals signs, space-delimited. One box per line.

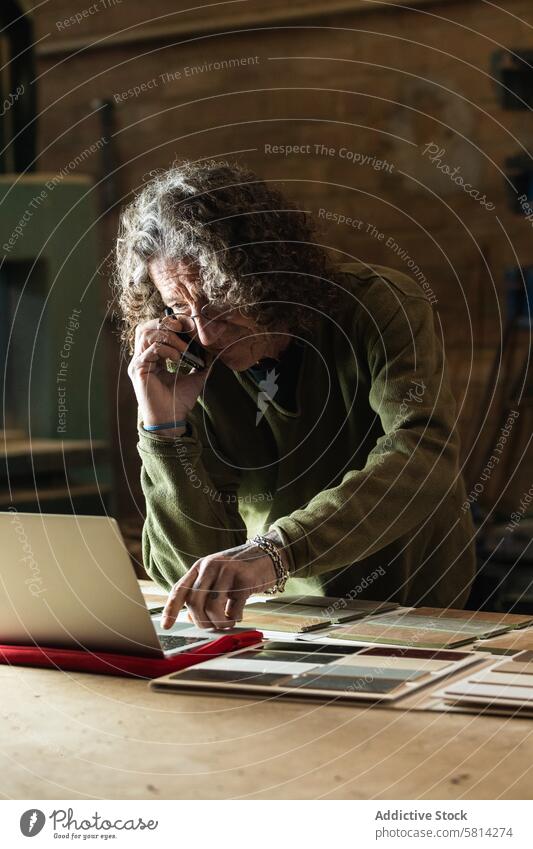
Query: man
xmin=114 ymin=159 xmax=476 ymax=630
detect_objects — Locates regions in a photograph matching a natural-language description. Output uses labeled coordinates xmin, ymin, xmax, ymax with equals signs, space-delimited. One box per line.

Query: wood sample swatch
xmin=331 ymin=608 xmax=533 ymax=649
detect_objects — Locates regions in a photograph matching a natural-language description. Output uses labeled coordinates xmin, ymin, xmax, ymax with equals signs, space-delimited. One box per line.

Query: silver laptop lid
xmin=0 ymin=511 xmax=163 ymax=657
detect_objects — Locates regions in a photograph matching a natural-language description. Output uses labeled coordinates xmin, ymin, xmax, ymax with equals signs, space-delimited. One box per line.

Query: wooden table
xmin=1 ymin=662 xmax=532 ymax=799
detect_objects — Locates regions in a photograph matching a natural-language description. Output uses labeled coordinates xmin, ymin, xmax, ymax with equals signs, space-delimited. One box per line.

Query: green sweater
xmin=137 ymin=261 xmax=476 ymax=607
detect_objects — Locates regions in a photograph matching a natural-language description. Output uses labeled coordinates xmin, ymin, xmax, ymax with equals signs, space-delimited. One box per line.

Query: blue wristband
xmin=143 ymin=419 xmax=187 ymax=432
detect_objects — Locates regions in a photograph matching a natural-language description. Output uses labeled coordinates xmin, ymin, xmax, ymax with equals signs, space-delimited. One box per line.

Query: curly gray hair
xmin=113 ymin=159 xmax=342 ymax=353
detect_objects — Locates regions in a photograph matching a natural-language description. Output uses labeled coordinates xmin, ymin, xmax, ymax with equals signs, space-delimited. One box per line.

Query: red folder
xmin=0 ymin=630 xmax=263 ymax=679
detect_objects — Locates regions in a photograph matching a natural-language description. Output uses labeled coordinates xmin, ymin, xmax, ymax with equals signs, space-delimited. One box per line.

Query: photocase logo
xmin=20 ymin=809 xmax=46 ymax=837
xmin=256 ymin=369 xmax=279 ymax=424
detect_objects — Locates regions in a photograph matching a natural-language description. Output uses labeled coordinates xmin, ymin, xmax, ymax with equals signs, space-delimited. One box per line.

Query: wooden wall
xmin=29 ymin=0 xmax=533 ymax=520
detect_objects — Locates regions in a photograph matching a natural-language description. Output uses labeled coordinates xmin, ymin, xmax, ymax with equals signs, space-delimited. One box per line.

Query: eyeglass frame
xmin=162 ymin=301 xmax=252 ymax=328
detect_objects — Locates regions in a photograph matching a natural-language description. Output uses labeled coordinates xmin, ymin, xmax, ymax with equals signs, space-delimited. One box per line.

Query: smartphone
xmin=164 ymin=306 xmax=206 ymax=372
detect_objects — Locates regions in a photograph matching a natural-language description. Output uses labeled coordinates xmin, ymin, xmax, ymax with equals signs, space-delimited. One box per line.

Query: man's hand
xmin=160 ymin=541 xmax=282 ymax=630
xmin=128 ymin=315 xmax=209 ymax=431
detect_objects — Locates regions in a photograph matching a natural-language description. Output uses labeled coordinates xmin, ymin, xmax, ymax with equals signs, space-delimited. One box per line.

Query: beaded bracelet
xmin=249 ymin=534 xmax=290 ymax=595
xmin=142 ymin=419 xmax=187 ymax=432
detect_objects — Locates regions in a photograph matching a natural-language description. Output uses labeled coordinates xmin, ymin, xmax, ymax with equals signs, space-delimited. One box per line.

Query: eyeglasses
xmin=163 ymin=302 xmax=247 ymax=332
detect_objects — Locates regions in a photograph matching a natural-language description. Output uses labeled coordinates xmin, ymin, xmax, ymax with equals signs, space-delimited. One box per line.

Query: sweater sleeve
xmin=137 ymin=409 xmax=247 ymax=590
xmin=269 ymin=290 xmax=461 ymax=578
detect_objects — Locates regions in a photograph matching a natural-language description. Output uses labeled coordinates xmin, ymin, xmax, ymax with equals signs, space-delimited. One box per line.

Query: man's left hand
xmin=160 ymin=541 xmax=281 ymax=630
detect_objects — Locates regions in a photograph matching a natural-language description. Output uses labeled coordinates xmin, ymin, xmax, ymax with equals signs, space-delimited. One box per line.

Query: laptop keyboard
xmin=159 ymin=633 xmax=199 ymax=651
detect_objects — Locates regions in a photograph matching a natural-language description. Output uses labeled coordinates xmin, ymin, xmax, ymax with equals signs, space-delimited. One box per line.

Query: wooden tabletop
xmin=1 ymin=663 xmax=532 ymax=800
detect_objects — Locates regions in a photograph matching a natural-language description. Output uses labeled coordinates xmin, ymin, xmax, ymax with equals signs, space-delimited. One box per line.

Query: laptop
xmin=0 ymin=511 xmax=218 ymax=658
